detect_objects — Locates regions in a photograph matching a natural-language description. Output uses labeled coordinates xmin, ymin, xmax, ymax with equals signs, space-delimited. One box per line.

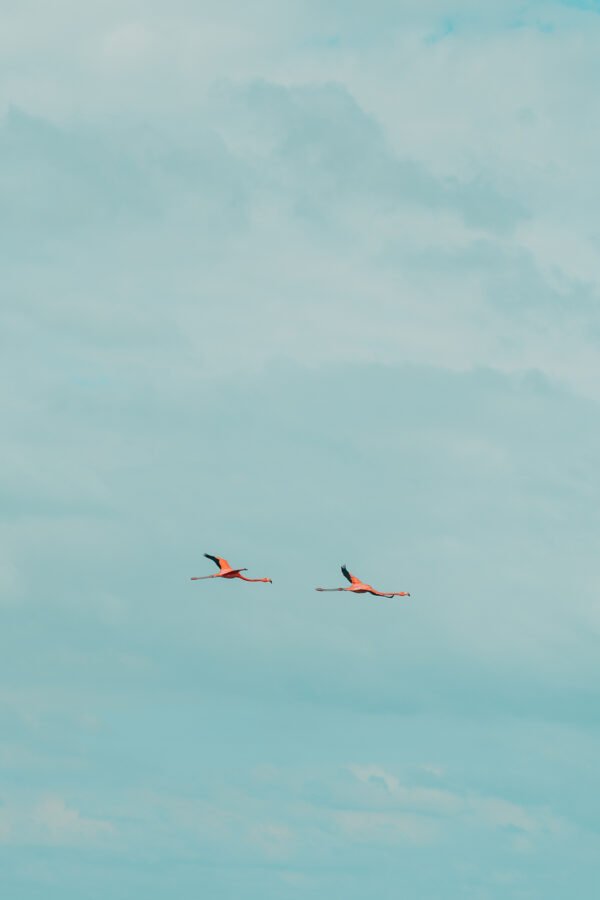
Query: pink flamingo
xmin=316 ymin=564 xmax=410 ymax=599
xmin=191 ymin=554 xmax=272 ymax=584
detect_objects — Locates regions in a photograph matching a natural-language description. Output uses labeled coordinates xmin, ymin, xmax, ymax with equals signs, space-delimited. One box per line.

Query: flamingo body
xmin=315 ymin=564 xmax=409 ymax=599
xmin=191 ymin=553 xmax=272 ymax=584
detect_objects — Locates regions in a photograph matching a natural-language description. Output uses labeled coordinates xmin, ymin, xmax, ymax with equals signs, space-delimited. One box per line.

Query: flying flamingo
xmin=315 ymin=565 xmax=410 ymax=599
xmin=191 ymin=554 xmax=272 ymax=584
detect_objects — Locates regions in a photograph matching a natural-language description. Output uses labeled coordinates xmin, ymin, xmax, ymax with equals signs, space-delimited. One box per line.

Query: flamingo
xmin=191 ymin=554 xmax=272 ymax=584
xmin=316 ymin=565 xmax=410 ymax=599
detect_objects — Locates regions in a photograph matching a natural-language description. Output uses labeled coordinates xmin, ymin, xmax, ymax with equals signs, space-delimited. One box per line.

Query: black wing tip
xmin=341 ymin=564 xmax=351 ymax=582
xmin=204 ymin=553 xmax=220 ymax=566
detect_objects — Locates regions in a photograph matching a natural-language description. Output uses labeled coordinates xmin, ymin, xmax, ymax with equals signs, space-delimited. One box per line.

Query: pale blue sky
xmin=2 ymin=2 xmax=600 ymax=897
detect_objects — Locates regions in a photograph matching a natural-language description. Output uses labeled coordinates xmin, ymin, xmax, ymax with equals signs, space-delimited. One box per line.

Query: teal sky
xmin=2 ymin=1 xmax=600 ymax=897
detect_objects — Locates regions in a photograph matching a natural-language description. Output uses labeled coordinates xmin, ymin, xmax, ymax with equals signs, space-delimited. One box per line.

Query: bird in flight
xmin=191 ymin=554 xmax=272 ymax=584
xmin=316 ymin=565 xmax=410 ymax=599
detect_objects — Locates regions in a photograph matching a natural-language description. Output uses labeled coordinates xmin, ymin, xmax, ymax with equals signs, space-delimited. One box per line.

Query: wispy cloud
xmin=0 ymin=795 xmax=114 ymax=847
xmin=2 ymin=2 xmax=600 ymax=898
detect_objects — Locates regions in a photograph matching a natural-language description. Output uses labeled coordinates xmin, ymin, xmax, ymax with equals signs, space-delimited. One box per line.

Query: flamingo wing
xmin=341 ymin=564 xmax=360 ymax=585
xmin=204 ymin=553 xmax=231 ymax=571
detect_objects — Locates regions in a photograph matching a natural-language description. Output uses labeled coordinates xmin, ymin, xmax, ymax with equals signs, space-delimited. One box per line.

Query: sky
xmin=2 ymin=1 xmax=600 ymax=897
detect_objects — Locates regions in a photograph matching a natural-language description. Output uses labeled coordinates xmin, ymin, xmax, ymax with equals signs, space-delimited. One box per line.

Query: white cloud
xmin=346 ymin=764 xmax=562 ymax=841
xmin=102 ymin=23 xmax=155 ymax=65
xmin=32 ymin=795 xmax=114 ymax=844
xmin=0 ymin=795 xmax=114 ymax=847
xmin=249 ymin=822 xmax=295 ymax=859
xmin=333 ymin=808 xmax=437 ymax=846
